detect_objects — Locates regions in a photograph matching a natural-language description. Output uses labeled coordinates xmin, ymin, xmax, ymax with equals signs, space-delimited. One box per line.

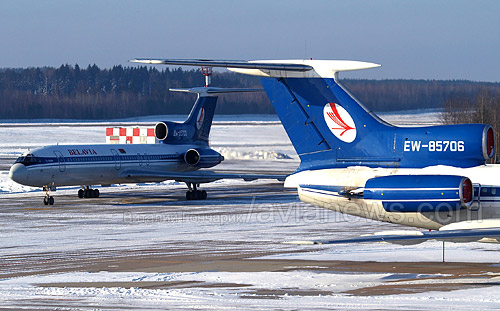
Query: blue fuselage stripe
xmin=19 ymin=154 xmax=183 ymax=167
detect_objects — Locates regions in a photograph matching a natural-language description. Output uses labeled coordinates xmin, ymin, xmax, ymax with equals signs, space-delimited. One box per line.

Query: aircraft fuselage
xmin=9 ymin=143 xmax=221 ymax=188
xmin=288 ymin=165 xmax=500 ymax=230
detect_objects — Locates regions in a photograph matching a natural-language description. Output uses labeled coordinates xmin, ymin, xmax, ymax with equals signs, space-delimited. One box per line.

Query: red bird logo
xmin=196 ymin=107 xmax=205 ymax=130
xmin=326 ymin=103 xmax=355 ymax=136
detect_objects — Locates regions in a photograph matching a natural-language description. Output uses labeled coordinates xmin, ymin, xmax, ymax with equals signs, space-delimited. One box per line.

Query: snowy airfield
xmin=1 ymin=110 xmax=500 ymax=310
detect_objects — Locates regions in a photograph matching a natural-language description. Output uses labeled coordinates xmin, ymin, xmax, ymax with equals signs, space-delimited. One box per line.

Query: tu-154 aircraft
xmin=9 ymin=83 xmax=284 ymax=205
xmin=131 ymin=57 xmax=500 ymax=244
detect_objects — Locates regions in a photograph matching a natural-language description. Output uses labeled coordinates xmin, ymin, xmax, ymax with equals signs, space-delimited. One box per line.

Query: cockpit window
xmin=15 ymin=154 xmax=39 ymax=166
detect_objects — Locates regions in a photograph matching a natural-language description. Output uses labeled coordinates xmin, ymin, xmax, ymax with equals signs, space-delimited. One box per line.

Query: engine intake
xmin=184 ymin=148 xmax=223 ymax=168
xmin=363 ymin=175 xmax=473 ymax=212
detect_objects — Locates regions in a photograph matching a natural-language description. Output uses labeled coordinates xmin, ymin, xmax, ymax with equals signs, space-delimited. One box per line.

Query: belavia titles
xmin=9 ymin=85 xmax=284 ymax=205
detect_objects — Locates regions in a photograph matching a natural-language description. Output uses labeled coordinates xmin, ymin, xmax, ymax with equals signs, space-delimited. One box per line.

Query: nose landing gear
xmin=42 ymin=186 xmax=55 ymax=205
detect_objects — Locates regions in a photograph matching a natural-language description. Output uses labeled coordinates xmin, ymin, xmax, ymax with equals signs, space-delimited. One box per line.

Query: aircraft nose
xmin=9 ymin=163 xmax=28 ymax=185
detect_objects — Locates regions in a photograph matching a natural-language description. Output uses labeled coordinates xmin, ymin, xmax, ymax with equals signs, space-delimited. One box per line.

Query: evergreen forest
xmin=0 ymin=64 xmax=499 ymax=120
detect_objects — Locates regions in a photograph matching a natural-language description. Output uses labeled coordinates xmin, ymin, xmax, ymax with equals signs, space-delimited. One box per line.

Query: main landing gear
xmin=43 ymin=186 xmax=54 ymax=205
xmin=78 ymin=186 xmax=100 ymax=199
xmin=185 ymin=182 xmax=207 ymax=200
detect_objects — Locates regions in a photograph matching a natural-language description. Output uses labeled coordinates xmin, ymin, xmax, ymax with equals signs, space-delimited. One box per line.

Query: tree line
xmin=441 ymin=88 xmax=500 ymax=163
xmin=1 ymin=64 xmax=499 ymax=119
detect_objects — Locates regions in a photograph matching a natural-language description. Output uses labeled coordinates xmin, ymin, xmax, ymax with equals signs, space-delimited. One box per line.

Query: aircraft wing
xmin=285 ymin=228 xmax=500 ymax=245
xmin=120 ymin=169 xmax=287 ymax=183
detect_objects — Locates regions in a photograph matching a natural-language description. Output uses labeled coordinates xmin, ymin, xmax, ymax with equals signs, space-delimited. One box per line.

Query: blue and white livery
xmin=9 ymin=86 xmax=284 ymax=205
xmin=132 ymin=58 xmax=500 ymax=244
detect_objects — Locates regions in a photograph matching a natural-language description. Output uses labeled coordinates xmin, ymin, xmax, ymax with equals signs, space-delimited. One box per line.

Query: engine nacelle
xmin=184 ymin=148 xmax=224 ymax=168
xmin=155 ymin=122 xmax=169 ymax=140
xmin=399 ymin=124 xmax=495 ymax=167
xmin=363 ymin=175 xmax=473 ymax=212
xmin=154 ymin=121 xmax=195 ymax=142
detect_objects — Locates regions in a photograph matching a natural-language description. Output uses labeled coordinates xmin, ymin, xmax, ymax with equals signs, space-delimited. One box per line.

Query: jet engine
xmin=399 ymin=124 xmax=495 ymax=167
xmin=154 ymin=121 xmax=194 ymax=142
xmin=155 ymin=122 xmax=169 ymax=140
xmin=363 ymin=175 xmax=473 ymax=212
xmin=184 ymin=148 xmax=224 ymax=168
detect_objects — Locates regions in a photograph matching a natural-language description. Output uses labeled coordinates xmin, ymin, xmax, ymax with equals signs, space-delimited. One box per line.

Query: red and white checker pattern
xmin=106 ymin=127 xmax=157 ymax=144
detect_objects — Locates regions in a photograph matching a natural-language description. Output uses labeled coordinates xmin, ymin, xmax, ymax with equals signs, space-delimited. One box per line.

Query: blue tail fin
xmin=157 ymin=87 xmax=263 ymax=145
xmin=260 ymin=77 xmax=398 ymax=170
xmin=156 ymin=94 xmax=217 ymax=145
xmin=183 ymin=95 xmax=218 ymax=142
xmin=135 ymin=58 xmax=492 ymax=169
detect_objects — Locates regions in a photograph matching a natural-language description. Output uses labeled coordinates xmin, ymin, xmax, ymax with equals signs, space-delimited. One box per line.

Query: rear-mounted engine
xmin=483 ymin=126 xmax=495 ymax=160
xmin=154 ymin=122 xmax=169 ymax=140
xmin=184 ymin=148 xmax=224 ymax=168
xmin=363 ymin=175 xmax=473 ymax=212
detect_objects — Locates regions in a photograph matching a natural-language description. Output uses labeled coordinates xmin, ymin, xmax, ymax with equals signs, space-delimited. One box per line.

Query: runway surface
xmin=1 ymin=118 xmax=500 ymax=310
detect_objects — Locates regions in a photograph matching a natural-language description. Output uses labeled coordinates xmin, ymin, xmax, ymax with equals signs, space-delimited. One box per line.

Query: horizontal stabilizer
xmin=130 ymin=58 xmax=381 ymax=78
xmin=130 ymin=58 xmax=311 ymax=71
xmin=169 ymin=87 xmax=263 ymax=96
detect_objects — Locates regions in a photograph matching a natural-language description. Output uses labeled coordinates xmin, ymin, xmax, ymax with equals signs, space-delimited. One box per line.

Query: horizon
xmin=0 ymin=1 xmax=499 ymax=82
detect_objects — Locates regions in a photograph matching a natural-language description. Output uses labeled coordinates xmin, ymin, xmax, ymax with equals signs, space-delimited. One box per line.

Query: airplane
xmin=9 ymin=85 xmax=285 ymax=205
xmin=131 ymin=58 xmax=500 ymax=244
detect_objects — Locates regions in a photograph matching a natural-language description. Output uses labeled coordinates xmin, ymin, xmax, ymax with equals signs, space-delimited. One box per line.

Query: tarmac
xmin=1 ymin=121 xmax=500 ymax=309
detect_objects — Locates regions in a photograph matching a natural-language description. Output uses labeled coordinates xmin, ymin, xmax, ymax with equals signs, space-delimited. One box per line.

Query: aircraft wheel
xmin=94 ymin=189 xmax=100 ymax=198
xmin=43 ymin=197 xmax=49 ymax=205
xmin=186 ymin=190 xmax=206 ymax=200
xmin=78 ymin=189 xmax=84 ymax=198
xmin=84 ymin=189 xmax=96 ymax=198
xmin=195 ymin=190 xmax=201 ymax=200
xmin=49 ymin=196 xmax=54 ymax=205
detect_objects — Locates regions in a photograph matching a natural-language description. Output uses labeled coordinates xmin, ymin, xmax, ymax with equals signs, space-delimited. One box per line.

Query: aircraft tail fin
xmin=135 ymin=58 xmax=494 ymax=170
xmin=170 ymin=87 xmax=262 ymax=143
xmin=183 ymin=95 xmax=217 ymax=142
xmin=133 ymin=59 xmax=395 ymax=168
xmin=258 ymin=76 xmax=393 ymax=169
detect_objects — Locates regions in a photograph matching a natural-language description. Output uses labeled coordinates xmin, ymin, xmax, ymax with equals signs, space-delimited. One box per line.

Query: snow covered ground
xmin=1 ymin=112 xmax=500 ymax=310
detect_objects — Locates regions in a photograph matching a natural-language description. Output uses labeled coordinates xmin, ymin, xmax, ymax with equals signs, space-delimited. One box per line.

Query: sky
xmin=0 ymin=0 xmax=499 ymax=81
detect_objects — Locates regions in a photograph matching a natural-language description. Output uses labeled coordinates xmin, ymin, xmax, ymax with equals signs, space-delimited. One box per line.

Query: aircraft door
xmin=54 ymin=151 xmax=66 ymax=172
xmin=110 ymin=149 xmax=121 ymax=170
